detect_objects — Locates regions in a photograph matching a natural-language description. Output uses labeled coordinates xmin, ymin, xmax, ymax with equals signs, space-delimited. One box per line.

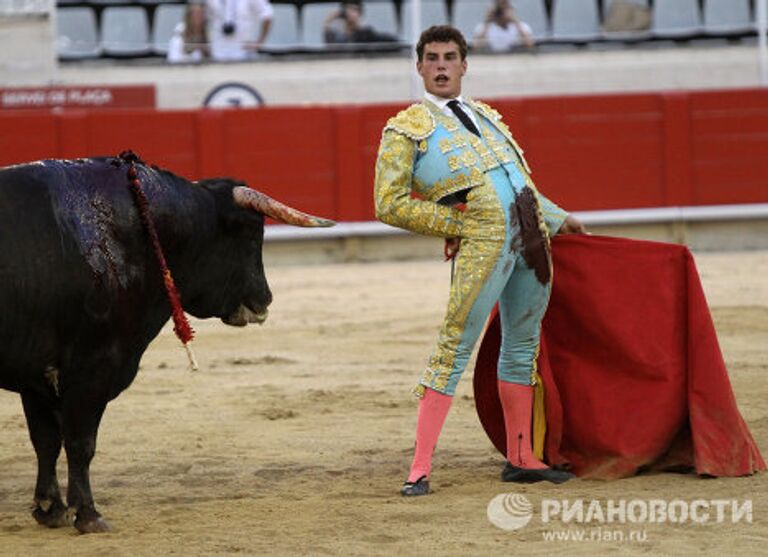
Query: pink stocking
xmin=498 ymin=380 xmax=547 ymax=469
xmin=407 ymin=387 xmax=453 ymax=482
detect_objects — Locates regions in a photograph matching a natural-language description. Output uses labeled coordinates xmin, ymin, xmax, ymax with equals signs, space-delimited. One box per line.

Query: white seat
xmin=512 ymin=0 xmax=549 ymax=40
xmin=401 ymin=0 xmax=449 ymax=43
xmin=551 ymin=0 xmax=601 ymax=42
xmin=452 ymin=0 xmax=488 ymax=43
xmin=56 ymin=6 xmax=101 ymax=59
xmin=703 ymin=0 xmax=754 ymax=36
xmin=600 ymin=0 xmax=651 ymax=41
xmin=363 ymin=2 xmax=398 ymax=37
xmin=652 ymin=0 xmax=702 ymax=38
xmin=101 ymin=6 xmax=152 ymax=56
xmin=602 ymin=0 xmax=648 ymax=9
xmin=153 ymin=4 xmax=186 ymax=55
xmin=263 ymin=3 xmax=299 ymax=48
xmin=302 ymin=2 xmax=338 ymax=46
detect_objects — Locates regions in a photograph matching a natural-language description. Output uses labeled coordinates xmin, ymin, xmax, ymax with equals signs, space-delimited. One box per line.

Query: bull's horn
xmin=232 ymin=186 xmax=335 ymax=228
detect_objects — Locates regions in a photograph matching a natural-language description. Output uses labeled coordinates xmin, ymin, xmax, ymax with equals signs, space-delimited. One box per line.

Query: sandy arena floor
xmin=1 ymin=248 xmax=766 ymax=555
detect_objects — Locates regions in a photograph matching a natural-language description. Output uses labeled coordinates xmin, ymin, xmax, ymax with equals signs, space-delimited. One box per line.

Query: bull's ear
xmin=232 ymin=186 xmax=335 ymax=228
xmin=223 ymin=207 xmax=265 ymax=237
xmin=197 ymin=178 xmax=265 ymax=235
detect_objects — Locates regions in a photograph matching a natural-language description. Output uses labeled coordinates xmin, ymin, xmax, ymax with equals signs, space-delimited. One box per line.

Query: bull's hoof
xmin=74 ymin=509 xmax=112 ymax=534
xmin=32 ymin=499 xmax=68 ymax=528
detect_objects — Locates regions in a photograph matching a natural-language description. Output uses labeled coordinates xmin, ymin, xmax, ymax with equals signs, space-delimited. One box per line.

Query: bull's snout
xmin=222 ymin=304 xmax=270 ymax=327
xmin=222 ymin=288 xmax=272 ymax=327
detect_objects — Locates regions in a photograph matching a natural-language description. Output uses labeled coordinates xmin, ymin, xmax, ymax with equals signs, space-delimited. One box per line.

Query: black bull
xmin=0 ymin=155 xmax=333 ymax=533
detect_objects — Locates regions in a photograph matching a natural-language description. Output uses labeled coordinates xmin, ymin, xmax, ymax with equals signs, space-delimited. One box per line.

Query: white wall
xmin=0 ymin=0 xmax=56 ymax=86
xmin=43 ymin=44 xmax=763 ymax=109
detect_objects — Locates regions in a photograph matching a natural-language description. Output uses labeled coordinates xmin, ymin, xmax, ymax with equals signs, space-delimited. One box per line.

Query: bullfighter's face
xmin=417 ymin=40 xmax=467 ymax=99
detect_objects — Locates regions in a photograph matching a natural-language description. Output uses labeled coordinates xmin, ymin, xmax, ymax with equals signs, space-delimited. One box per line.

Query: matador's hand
xmin=444 ymin=237 xmax=461 ymax=260
xmin=558 ymin=215 xmax=586 ymax=235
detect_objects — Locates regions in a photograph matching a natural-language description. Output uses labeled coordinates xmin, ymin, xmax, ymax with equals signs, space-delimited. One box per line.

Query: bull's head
xmin=190 ymin=180 xmax=334 ymax=327
xmin=224 ymin=186 xmax=333 ymax=326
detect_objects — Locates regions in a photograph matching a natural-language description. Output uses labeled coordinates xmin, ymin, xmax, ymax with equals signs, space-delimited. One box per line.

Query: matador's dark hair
xmin=416 ymin=25 xmax=468 ymax=61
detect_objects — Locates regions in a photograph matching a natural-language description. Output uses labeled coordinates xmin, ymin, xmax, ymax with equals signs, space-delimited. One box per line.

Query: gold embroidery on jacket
xmin=460 ymin=150 xmax=478 ymax=167
xmin=448 ymin=156 xmax=462 ymax=172
xmin=470 ymin=98 xmax=533 ymax=174
xmin=374 ymin=131 xmax=464 ymax=238
xmin=453 ymin=135 xmax=468 ymax=149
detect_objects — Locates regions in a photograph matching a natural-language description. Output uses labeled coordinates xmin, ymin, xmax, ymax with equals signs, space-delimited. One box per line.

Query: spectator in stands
xmin=323 ymin=0 xmax=397 ymax=44
xmin=602 ymin=0 xmax=651 ymax=33
xmin=206 ymin=0 xmax=273 ymax=61
xmin=168 ymin=1 xmax=210 ymax=63
xmin=473 ymin=0 xmax=535 ymax=52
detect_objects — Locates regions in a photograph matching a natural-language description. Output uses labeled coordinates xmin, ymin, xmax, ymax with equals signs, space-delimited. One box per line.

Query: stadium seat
xmin=703 ymin=0 xmax=755 ymax=36
xmin=452 ymin=0 xmax=487 ymax=43
xmin=402 ymin=0 xmax=449 ymax=43
xmin=551 ymin=0 xmax=601 ymax=42
xmin=600 ymin=0 xmax=651 ymax=43
xmin=302 ymin=2 xmax=337 ymax=47
xmin=56 ymin=6 xmax=101 ymax=59
xmin=363 ymin=2 xmax=398 ymax=38
xmin=652 ymin=0 xmax=703 ymax=38
xmin=102 ymin=6 xmax=152 ymax=56
xmin=152 ymin=3 xmax=185 ymax=55
xmin=262 ymin=3 xmax=300 ymax=50
xmin=512 ymin=0 xmax=550 ymax=40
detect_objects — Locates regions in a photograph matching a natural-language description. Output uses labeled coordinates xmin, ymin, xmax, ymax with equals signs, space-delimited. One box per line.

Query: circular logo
xmin=487 ymin=493 xmax=533 ymax=531
xmin=203 ymin=82 xmax=264 ymax=109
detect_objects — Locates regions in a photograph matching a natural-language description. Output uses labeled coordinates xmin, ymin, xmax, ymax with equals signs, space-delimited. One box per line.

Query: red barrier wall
xmin=1 ymin=88 xmax=766 ymax=222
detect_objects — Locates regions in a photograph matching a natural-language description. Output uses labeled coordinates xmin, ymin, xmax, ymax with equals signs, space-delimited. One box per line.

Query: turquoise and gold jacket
xmin=374 ymin=98 xmax=568 ymax=239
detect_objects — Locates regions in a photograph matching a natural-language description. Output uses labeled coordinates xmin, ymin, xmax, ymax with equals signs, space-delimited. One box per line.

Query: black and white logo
xmin=203 ymin=82 xmax=264 ymax=109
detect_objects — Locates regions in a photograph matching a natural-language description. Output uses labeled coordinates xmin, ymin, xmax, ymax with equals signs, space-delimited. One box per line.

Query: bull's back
xmin=0 ymin=160 xmax=141 ymax=390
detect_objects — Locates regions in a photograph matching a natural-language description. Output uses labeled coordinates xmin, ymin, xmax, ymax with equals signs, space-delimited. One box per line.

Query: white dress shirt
xmin=424 ymin=92 xmax=480 ymax=131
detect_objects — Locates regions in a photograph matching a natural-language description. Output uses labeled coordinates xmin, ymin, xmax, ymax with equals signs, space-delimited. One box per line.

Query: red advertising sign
xmin=0 ymin=85 xmax=156 ymax=110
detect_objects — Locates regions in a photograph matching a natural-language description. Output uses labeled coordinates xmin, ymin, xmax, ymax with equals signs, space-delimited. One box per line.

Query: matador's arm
xmin=374 ymin=130 xmax=464 ymax=238
xmin=534 ymin=191 xmax=569 ymax=237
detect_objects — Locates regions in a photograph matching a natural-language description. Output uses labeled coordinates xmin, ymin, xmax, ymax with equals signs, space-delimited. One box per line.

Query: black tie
xmin=447 ymin=100 xmax=481 ymax=137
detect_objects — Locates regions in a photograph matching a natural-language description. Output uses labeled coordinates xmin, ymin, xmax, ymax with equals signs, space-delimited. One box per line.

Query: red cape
xmin=474 ymin=235 xmax=765 ymax=479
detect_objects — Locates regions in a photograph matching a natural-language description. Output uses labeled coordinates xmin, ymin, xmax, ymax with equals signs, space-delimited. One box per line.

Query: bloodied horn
xmin=232 ymin=186 xmax=335 ymax=228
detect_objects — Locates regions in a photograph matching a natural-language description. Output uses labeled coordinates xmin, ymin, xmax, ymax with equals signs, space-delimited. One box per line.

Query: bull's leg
xmin=20 ymin=391 xmax=68 ymax=527
xmin=62 ymin=394 xmax=110 ymax=534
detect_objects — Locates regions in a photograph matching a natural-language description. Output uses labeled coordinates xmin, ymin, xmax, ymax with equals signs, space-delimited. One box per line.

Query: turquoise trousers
xmin=418 ymin=166 xmax=553 ymax=396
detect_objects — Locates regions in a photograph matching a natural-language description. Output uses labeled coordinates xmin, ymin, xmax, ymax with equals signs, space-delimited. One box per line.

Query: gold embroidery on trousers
xmin=417 ymin=182 xmax=505 ymax=394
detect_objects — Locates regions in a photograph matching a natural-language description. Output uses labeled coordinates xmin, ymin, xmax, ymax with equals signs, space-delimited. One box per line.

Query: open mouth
xmin=435 ymin=74 xmax=449 ymax=84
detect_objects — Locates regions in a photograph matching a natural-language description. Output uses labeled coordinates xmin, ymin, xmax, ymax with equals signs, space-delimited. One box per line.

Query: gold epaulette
xmin=471 ymin=99 xmax=503 ymax=122
xmin=383 ymin=104 xmax=436 ymax=141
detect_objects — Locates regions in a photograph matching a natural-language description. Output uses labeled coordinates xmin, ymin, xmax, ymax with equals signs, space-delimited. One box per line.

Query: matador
xmin=373 ymin=25 xmax=585 ymax=496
